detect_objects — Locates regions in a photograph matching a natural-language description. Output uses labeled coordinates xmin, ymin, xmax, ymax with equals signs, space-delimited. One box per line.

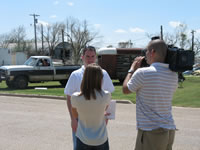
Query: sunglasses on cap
xmin=84 ymin=46 xmax=96 ymax=51
xmin=82 ymin=46 xmax=96 ymax=54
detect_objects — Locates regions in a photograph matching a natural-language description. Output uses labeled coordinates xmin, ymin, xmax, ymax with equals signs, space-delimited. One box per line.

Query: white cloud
xmin=53 ymin=1 xmax=59 ymax=5
xmin=169 ymin=21 xmax=182 ymax=28
xmin=50 ymin=15 xmax=57 ymax=19
xmin=67 ymin=2 xmax=74 ymax=6
xmin=94 ymin=24 xmax=101 ymax=29
xmin=115 ymin=29 xmax=127 ymax=33
xmin=38 ymin=20 xmax=49 ymax=27
xmin=117 ymin=39 xmax=127 ymax=43
xmin=129 ymin=27 xmax=145 ymax=33
xmin=196 ymin=29 xmax=200 ymax=34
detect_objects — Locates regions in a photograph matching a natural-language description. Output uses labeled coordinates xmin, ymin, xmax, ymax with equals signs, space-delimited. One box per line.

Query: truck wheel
xmin=14 ymin=76 xmax=28 ymax=89
xmin=6 ymin=80 xmax=15 ymax=88
xmin=60 ymin=80 xmax=68 ymax=87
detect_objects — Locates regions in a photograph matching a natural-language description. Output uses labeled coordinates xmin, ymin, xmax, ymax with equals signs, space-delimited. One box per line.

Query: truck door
xmin=30 ymin=58 xmax=54 ymax=81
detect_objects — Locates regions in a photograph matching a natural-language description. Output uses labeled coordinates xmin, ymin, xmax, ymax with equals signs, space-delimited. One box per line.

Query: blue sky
xmin=1 ymin=0 xmax=200 ymax=48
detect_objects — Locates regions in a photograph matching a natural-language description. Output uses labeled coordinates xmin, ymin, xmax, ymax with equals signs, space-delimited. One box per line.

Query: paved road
xmin=0 ymin=96 xmax=200 ymax=150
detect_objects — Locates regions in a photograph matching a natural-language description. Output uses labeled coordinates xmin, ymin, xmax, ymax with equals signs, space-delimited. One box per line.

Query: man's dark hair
xmin=82 ymin=46 xmax=96 ymax=55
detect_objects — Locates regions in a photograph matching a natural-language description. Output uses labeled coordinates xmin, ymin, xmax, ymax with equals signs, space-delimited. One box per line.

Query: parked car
xmin=193 ymin=67 xmax=200 ymax=71
xmin=0 ymin=56 xmax=80 ymax=89
xmin=183 ymin=70 xmax=193 ymax=75
xmin=183 ymin=67 xmax=200 ymax=75
xmin=193 ymin=70 xmax=200 ymax=76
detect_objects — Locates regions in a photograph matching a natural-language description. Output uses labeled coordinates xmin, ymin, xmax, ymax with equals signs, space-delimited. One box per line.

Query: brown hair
xmin=79 ymin=63 xmax=103 ymax=100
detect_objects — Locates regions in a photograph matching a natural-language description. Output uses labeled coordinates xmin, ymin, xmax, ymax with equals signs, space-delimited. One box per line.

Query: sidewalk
xmin=0 ymin=95 xmax=200 ymax=150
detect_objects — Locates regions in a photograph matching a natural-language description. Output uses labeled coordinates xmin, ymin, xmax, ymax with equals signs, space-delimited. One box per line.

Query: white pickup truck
xmin=0 ymin=56 xmax=80 ymax=89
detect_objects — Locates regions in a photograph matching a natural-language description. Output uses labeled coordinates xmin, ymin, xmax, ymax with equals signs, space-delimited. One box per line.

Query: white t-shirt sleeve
xmin=64 ymin=72 xmax=77 ymax=96
xmin=71 ymin=94 xmax=78 ymax=108
xmin=102 ymin=70 xmax=115 ymax=93
xmin=105 ymin=91 xmax=111 ymax=105
xmin=127 ymin=69 xmax=144 ymax=92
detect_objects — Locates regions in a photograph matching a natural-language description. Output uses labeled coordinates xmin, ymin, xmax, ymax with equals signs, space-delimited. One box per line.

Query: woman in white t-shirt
xmin=71 ymin=63 xmax=111 ymax=150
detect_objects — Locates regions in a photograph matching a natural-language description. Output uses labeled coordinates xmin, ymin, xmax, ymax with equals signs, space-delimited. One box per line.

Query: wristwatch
xmin=128 ymin=69 xmax=134 ymax=73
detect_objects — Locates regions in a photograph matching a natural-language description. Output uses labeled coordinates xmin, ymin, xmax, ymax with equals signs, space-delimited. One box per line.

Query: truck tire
xmin=6 ymin=80 xmax=15 ymax=88
xmin=14 ymin=76 xmax=28 ymax=89
xmin=60 ymin=80 xmax=68 ymax=87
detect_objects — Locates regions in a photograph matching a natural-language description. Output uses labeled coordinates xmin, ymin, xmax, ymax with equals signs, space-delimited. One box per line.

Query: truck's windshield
xmin=24 ymin=57 xmax=37 ymax=66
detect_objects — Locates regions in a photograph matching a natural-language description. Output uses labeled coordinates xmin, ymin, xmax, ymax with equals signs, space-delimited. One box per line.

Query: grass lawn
xmin=172 ymin=76 xmax=200 ymax=107
xmin=0 ymin=81 xmax=65 ymax=96
xmin=0 ymin=76 xmax=200 ymax=107
xmin=113 ymin=77 xmax=200 ymax=108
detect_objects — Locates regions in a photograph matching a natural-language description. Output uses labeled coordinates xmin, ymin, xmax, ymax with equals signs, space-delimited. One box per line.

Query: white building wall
xmin=15 ymin=52 xmax=28 ymax=65
xmin=0 ymin=48 xmax=27 ymax=66
xmin=0 ymin=48 xmax=12 ymax=66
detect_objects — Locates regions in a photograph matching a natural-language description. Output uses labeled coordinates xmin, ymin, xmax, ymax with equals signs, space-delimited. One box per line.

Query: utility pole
xmin=61 ymin=29 xmax=65 ymax=59
xmin=30 ymin=14 xmax=40 ymax=52
xmin=191 ymin=30 xmax=195 ymax=51
xmin=41 ymin=24 xmax=44 ymax=52
xmin=129 ymin=40 xmax=133 ymax=48
xmin=160 ymin=25 xmax=163 ymax=40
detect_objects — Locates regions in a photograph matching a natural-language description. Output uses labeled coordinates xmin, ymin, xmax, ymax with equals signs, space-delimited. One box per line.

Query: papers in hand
xmin=106 ymin=100 xmax=116 ymax=120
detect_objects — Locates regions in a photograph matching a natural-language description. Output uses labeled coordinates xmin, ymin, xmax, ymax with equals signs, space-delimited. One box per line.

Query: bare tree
xmin=118 ymin=40 xmax=133 ymax=48
xmin=163 ymin=24 xmax=191 ymax=49
xmin=38 ymin=22 xmax=65 ymax=56
xmin=0 ymin=26 xmax=33 ymax=53
xmin=10 ymin=26 xmax=28 ymax=52
xmin=194 ymin=38 xmax=200 ymax=55
xmin=65 ymin=17 xmax=99 ymax=64
xmin=146 ymin=33 xmax=158 ymax=40
xmin=163 ymin=32 xmax=178 ymax=46
xmin=175 ymin=24 xmax=190 ymax=49
xmin=0 ymin=33 xmax=11 ymax=48
xmin=158 ymin=24 xmax=200 ymax=58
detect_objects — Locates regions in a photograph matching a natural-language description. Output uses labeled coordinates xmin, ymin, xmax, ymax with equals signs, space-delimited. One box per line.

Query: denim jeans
xmin=72 ymin=131 xmax=77 ymax=150
xmin=76 ymin=137 xmax=109 ymax=150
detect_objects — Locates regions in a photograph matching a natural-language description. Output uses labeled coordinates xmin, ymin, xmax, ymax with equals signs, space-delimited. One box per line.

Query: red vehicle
xmin=97 ymin=47 xmax=144 ymax=83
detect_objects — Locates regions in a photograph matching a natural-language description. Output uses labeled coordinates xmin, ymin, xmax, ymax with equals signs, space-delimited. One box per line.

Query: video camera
xmin=166 ymin=45 xmax=194 ymax=72
xmin=141 ymin=36 xmax=195 ymax=72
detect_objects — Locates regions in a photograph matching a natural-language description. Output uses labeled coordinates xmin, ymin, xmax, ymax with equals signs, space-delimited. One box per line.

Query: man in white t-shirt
xmin=64 ymin=46 xmax=114 ymax=150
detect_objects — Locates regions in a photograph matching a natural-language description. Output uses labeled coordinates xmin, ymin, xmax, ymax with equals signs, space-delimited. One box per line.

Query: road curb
xmin=0 ymin=93 xmax=132 ymax=104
